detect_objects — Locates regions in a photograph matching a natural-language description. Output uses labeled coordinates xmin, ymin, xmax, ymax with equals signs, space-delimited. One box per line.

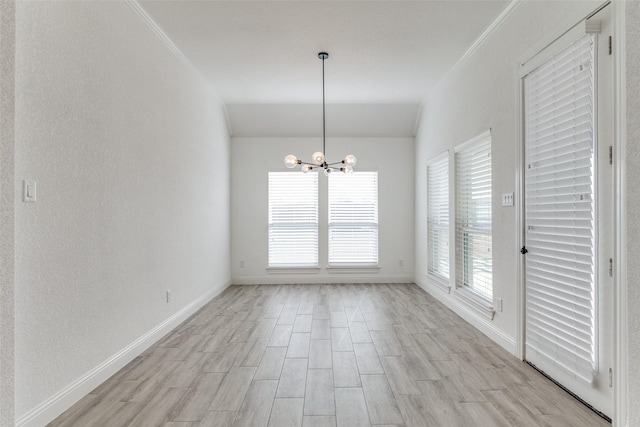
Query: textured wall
xmin=625 ymin=1 xmax=640 ymax=424
xmin=14 ymin=1 xmax=230 ymax=418
xmin=0 ymin=1 xmax=15 ymax=425
xmin=415 ymin=0 xmax=603 ymax=350
xmin=231 ymin=136 xmax=415 ymax=284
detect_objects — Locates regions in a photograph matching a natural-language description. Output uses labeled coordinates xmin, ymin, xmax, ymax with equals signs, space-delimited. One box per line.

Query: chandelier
xmin=284 ymin=52 xmax=357 ymax=176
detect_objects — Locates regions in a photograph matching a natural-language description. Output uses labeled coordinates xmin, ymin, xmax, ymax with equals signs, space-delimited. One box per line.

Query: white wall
xmin=14 ymin=1 xmax=230 ymax=422
xmin=625 ymin=1 xmax=640 ymax=425
xmin=414 ymin=0 xmax=604 ymax=352
xmin=0 ymin=1 xmax=16 ymax=425
xmin=231 ymin=136 xmax=414 ymax=284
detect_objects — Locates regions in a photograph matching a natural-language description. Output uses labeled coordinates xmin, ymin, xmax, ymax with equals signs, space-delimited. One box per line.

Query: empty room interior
xmin=1 ymin=0 xmax=640 ymax=426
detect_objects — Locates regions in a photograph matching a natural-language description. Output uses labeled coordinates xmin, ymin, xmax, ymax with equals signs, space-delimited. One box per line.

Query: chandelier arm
xmin=325 ymin=160 xmax=345 ymax=166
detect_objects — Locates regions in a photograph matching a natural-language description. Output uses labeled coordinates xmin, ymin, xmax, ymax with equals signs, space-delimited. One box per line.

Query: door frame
xmin=611 ymin=1 xmax=627 ymax=425
xmin=515 ymin=1 xmax=628 ymax=425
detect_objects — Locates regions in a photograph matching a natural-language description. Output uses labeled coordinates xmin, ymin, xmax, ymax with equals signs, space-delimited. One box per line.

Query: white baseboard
xmin=232 ymin=275 xmax=415 ymax=285
xmin=16 ymin=282 xmax=230 ymax=427
xmin=415 ymin=279 xmax=517 ymax=355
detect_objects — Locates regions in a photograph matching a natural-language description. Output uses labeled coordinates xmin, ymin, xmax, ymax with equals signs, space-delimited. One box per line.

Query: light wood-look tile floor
xmin=49 ymin=284 xmax=610 ymax=427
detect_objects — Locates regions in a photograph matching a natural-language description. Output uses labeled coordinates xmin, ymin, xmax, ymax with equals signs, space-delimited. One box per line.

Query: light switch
xmin=23 ymin=180 xmax=36 ymax=202
xmin=501 ymin=192 xmax=514 ymax=207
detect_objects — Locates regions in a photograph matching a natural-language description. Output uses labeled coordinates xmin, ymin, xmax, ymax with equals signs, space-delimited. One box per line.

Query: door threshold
xmin=526 ymin=361 xmax=611 ymax=423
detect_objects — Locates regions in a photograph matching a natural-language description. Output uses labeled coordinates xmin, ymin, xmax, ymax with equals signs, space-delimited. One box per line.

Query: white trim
xmin=426 ymin=150 xmax=449 ymax=166
xmin=412 ymin=103 xmax=423 ymax=137
xmin=232 ymin=275 xmax=413 ymax=285
xmin=15 ymin=284 xmax=229 ymax=427
xmin=454 ymin=286 xmax=495 ymax=320
xmin=125 ymin=0 xmax=189 ymax=66
xmin=266 ymin=266 xmax=321 ymax=274
xmin=268 ymin=171 xmax=320 ymax=268
xmin=426 ymin=151 xmax=450 ymax=284
xmin=427 ymin=273 xmax=451 ymax=294
xmin=125 ymin=0 xmax=221 ymax=103
xmin=515 ymin=64 xmax=526 ymax=361
xmin=519 ymin=12 xmax=605 ymax=76
xmin=327 ymin=171 xmax=379 ymax=266
xmin=612 ymin=0 xmax=628 ymax=425
xmin=519 ymin=24 xmax=585 ymax=76
xmin=453 ymin=129 xmax=491 ymax=153
xmin=223 ymin=104 xmax=234 ymax=137
xmin=326 ymin=265 xmax=380 ymax=274
xmin=444 ymin=0 xmax=523 ymax=82
xmin=416 ymin=279 xmax=515 ymax=354
xmin=454 ymin=131 xmax=493 ymax=302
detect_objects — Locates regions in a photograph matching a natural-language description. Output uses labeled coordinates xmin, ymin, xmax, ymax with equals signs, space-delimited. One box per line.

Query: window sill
xmin=454 ymin=287 xmax=495 ymax=320
xmin=327 ymin=265 xmax=380 ymax=274
xmin=427 ymin=273 xmax=451 ymax=294
xmin=266 ymin=266 xmax=321 ymax=274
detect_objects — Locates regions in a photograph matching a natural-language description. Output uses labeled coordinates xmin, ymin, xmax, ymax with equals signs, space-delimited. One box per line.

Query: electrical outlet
xmin=166 ymin=289 xmax=172 ymax=303
xmin=398 ymin=259 xmax=404 ymax=267
xmin=239 ymin=260 xmax=245 ymax=268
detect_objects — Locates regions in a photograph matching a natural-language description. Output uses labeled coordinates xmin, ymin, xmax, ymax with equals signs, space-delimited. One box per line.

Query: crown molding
xmin=125 ymin=0 xmax=224 ymax=106
xmin=125 ymin=0 xmax=189 ymax=67
xmin=437 ymin=0 xmax=522 ymax=90
xmin=223 ymin=104 xmax=234 ymax=137
xmin=412 ymin=103 xmax=423 ymax=137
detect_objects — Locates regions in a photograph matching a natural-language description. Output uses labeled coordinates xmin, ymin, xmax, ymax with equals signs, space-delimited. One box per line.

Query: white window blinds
xmin=455 ymin=133 xmax=492 ymax=301
xmin=268 ymin=172 xmax=318 ymax=267
xmin=428 ymin=155 xmax=449 ymax=280
xmin=524 ymin=34 xmax=596 ymax=383
xmin=328 ymin=171 xmax=378 ymax=265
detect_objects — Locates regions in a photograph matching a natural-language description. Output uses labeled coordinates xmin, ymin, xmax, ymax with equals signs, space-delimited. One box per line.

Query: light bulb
xmin=324 ymin=167 xmax=333 ymax=177
xmin=312 ymin=151 xmax=325 ymax=165
xmin=342 ymin=165 xmax=353 ymax=175
xmin=344 ymin=154 xmax=357 ymax=167
xmin=284 ymin=154 xmax=299 ymax=168
xmin=301 ymin=164 xmax=313 ymax=173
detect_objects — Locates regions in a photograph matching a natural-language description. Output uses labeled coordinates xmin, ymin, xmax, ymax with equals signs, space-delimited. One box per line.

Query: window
xmin=427 ymin=153 xmax=449 ymax=282
xmin=455 ymin=132 xmax=492 ymax=301
xmin=268 ymin=172 xmax=318 ymax=267
xmin=328 ymin=171 xmax=378 ymax=266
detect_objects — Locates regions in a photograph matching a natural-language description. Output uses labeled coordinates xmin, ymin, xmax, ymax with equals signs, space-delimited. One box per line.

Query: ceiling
xmin=139 ymin=0 xmax=511 ymax=136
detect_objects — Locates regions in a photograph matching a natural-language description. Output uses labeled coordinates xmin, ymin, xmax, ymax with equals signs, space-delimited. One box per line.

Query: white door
xmin=522 ymin=5 xmax=612 ymax=418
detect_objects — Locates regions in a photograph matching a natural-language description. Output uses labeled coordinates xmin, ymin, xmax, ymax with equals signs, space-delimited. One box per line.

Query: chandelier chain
xmin=322 ymin=53 xmax=326 ymax=160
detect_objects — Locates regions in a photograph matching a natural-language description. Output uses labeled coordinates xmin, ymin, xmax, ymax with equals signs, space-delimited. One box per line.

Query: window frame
xmin=427 ymin=151 xmax=451 ymax=292
xmin=454 ymin=130 xmax=494 ymax=316
xmin=327 ymin=170 xmax=379 ymax=268
xmin=267 ymin=171 xmax=319 ymax=269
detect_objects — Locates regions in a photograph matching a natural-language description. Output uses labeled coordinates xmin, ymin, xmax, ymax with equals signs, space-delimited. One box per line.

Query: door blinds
xmin=524 ymin=34 xmax=596 ymax=383
xmin=428 ymin=155 xmax=450 ymax=280
xmin=268 ymin=171 xmax=319 ymax=267
xmin=328 ymin=171 xmax=378 ymax=265
xmin=455 ymin=134 xmax=492 ymax=300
